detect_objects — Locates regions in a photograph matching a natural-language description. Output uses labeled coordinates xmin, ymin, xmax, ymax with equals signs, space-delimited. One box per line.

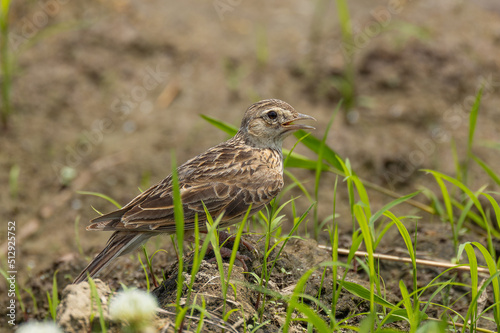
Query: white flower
xmin=109 ymin=289 xmax=158 ymax=328
xmin=17 ymin=321 xmax=63 ymax=333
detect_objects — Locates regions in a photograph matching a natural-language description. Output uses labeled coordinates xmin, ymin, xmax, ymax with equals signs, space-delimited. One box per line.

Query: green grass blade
xmin=186 ymin=213 xmax=200 ymax=303
xmin=77 ymin=191 xmax=122 ymax=209
xmin=74 ymin=215 xmax=84 ymax=255
xmin=88 ymin=277 xmax=107 ymax=332
xmin=434 ymin=176 xmax=454 ymax=229
xmin=137 ymin=251 xmax=150 ymax=292
xmin=284 ymin=263 xmax=346 ymax=332
xmin=202 ymin=204 xmax=227 ymax=305
xmin=472 ymin=155 xmax=500 ymax=186
xmin=283 ymin=150 xmax=329 ymax=171
xmin=369 ymin=191 xmax=420 ymax=226
xmin=373 ymin=220 xmax=396 ymax=250
xmin=480 ymin=192 xmax=500 ymax=230
xmin=22 ymin=287 xmax=38 ymax=314
xmin=195 ymin=298 xmax=206 ymax=333
xmin=283 ymin=131 xmax=312 ymax=168
xmin=425 ymin=169 xmax=500 ymax=240
xmin=337 ymin=156 xmax=356 ymax=226
xmin=330 ymin=224 xmax=339 ymax=324
xmin=188 ymin=213 xmax=223 ymax=303
xmin=352 ymin=174 xmax=371 ymax=221
xmin=464 ymin=87 xmax=483 ymax=186
xmin=480 ymin=141 xmax=500 ymax=151
xmin=384 ymin=211 xmax=418 ymax=308
xmin=52 ymin=270 xmax=59 ymax=319
xmin=313 ymin=104 xmax=339 ymax=198
xmin=283 ymin=170 xmax=313 ymax=203
xmin=399 ymin=281 xmax=415 ymax=328
xmin=312 ymin=109 xmax=336 ymax=239
xmin=473 ymin=271 xmax=500 ymax=332
xmin=0 ymin=0 xmax=12 ymax=17
xmin=200 ymin=114 xmax=238 ymax=136
xmin=467 ymin=87 xmax=483 ymax=158
xmin=293 ymin=130 xmax=343 ymax=170
xmin=335 ymin=0 xmax=352 ymax=41
xmin=284 ymin=268 xmax=316 ymax=332
xmin=0 ymin=0 xmax=12 ymax=128
xmin=47 ymin=270 xmax=59 ymax=321
xmin=9 ymin=164 xmax=19 ymax=199
xmin=46 ymin=291 xmax=53 ymax=320
xmin=450 ymin=138 xmax=462 ymax=183
xmin=424 ymin=169 xmax=495 ymax=236
xmin=462 ymin=243 xmax=479 ymax=332
xmin=175 ymin=307 xmax=190 ymax=330
xmin=455 ymin=199 xmax=474 ymax=240
xmin=450 ymin=198 xmax=492 ymax=234
xmin=268 ymin=203 xmax=314 ymax=279
xmin=14 ymin=281 xmax=25 ymax=314
xmin=354 ymin=205 xmax=376 ymax=313
xmin=358 ymin=312 xmax=376 ymax=333
xmin=223 ymin=205 xmax=252 ymax=313
xmin=471 ymin=242 xmax=500 ymax=331
xmin=171 ymin=151 xmax=185 ymax=315
xmin=289 ymin=302 xmax=331 ymax=332
xmin=341 ymin=280 xmax=396 ymax=309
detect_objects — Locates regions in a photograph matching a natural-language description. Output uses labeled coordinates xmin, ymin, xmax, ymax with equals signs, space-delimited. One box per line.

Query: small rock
xmin=56 ymin=280 xmax=114 ymax=333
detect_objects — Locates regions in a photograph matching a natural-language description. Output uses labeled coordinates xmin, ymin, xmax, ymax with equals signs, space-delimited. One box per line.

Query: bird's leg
xmin=199 ymin=230 xmax=256 ymax=253
xmin=195 ymin=230 xmax=253 ymax=271
xmin=150 ymin=267 xmax=159 ymax=288
xmin=206 ymin=247 xmax=251 ymax=271
xmin=142 ymin=246 xmax=160 ymax=288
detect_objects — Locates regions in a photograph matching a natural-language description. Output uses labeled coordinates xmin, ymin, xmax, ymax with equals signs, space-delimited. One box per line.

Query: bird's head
xmin=239 ymin=99 xmax=316 ymax=149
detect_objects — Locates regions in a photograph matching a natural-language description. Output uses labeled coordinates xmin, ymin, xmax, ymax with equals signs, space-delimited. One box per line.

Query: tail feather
xmin=73 ymin=231 xmax=153 ymax=284
xmin=90 ymin=209 xmax=126 ymax=223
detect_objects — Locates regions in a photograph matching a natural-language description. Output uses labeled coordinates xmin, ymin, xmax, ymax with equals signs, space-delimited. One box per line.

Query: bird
xmin=73 ymin=99 xmax=315 ymax=283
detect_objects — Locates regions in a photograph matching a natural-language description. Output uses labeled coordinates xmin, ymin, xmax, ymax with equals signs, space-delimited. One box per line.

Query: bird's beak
xmin=283 ymin=113 xmax=316 ymax=130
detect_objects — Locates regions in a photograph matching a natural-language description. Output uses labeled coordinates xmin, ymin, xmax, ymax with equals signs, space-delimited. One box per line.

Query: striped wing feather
xmin=87 ymin=143 xmax=283 ymax=233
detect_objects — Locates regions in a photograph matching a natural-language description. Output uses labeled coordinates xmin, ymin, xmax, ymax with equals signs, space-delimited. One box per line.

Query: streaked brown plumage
xmin=74 ymin=99 xmax=315 ymax=283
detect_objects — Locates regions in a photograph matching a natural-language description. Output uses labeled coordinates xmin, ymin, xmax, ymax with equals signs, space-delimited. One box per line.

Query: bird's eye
xmin=267 ymin=111 xmax=278 ymax=120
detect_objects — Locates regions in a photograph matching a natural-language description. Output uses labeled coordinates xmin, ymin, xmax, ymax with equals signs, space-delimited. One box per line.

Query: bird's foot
xmin=206 ymin=230 xmax=254 ymax=271
xmin=194 ymin=230 xmax=256 ymax=254
xmin=217 ymin=230 xmax=256 ymax=254
xmin=187 ymin=230 xmax=254 ymax=271
xmin=206 ymin=247 xmax=251 ymax=271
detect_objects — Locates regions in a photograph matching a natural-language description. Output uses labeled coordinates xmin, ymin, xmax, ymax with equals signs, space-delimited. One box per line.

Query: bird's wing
xmin=123 ymin=181 xmax=277 ymax=229
xmin=87 ymin=144 xmax=283 ymax=232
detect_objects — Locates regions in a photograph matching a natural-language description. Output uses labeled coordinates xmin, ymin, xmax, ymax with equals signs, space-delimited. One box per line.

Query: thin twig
xmin=426 ymin=317 xmax=496 ymax=333
xmin=325 ymin=168 xmax=436 ymax=215
xmin=318 ymin=245 xmax=491 ymax=275
xmin=231 ymin=318 xmax=245 ymax=330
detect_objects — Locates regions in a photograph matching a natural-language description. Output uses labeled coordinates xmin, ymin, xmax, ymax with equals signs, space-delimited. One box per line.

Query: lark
xmin=74 ymin=99 xmax=315 ymax=283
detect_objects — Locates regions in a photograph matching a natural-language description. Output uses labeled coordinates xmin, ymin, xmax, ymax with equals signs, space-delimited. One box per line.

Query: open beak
xmin=283 ymin=113 xmax=316 ymax=131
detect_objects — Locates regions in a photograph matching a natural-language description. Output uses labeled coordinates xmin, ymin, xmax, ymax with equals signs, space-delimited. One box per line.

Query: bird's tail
xmin=73 ymin=231 xmax=152 ymax=284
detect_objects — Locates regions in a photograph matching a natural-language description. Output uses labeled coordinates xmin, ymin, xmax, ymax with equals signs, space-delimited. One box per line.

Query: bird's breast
xmin=257 ymin=148 xmax=283 ymax=170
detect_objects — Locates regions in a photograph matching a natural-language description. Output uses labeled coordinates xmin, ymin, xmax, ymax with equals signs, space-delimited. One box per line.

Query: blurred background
xmin=1 ymin=0 xmax=499 ymax=284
